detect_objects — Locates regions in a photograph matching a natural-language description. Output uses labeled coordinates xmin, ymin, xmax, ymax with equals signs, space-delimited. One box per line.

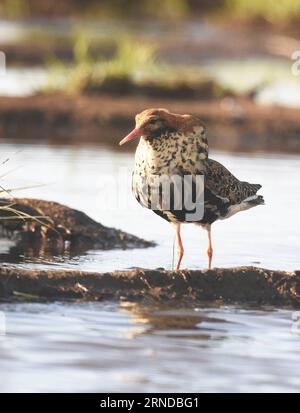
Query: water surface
xmin=0 ymin=302 xmax=299 ymax=392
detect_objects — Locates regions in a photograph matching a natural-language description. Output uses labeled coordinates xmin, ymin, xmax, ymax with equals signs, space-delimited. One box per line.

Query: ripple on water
xmin=0 ymin=302 xmax=299 ymax=392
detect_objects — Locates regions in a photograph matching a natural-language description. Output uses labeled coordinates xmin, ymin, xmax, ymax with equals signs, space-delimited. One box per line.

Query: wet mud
xmin=0 ymin=266 xmax=299 ymax=306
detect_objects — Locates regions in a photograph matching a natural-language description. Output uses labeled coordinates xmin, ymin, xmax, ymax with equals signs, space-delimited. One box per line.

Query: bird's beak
xmin=119 ymin=128 xmax=142 ymax=146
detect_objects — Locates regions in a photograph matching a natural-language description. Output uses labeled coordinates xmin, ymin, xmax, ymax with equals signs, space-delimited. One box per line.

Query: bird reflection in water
xmin=119 ymin=301 xmax=227 ymax=341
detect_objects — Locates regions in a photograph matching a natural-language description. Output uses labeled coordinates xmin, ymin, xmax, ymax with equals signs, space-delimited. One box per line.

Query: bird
xmin=119 ymin=108 xmax=264 ymax=270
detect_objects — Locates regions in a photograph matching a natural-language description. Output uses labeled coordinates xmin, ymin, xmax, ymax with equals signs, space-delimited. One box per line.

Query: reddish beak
xmin=119 ymin=128 xmax=142 ymax=146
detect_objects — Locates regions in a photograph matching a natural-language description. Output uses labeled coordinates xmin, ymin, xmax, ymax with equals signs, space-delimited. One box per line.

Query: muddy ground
xmin=0 ymin=94 xmax=299 ymax=153
xmin=0 ymin=266 xmax=299 ymax=306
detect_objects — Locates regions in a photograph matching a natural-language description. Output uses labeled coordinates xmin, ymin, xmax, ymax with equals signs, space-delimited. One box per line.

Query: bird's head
xmin=119 ymin=108 xmax=188 ymax=146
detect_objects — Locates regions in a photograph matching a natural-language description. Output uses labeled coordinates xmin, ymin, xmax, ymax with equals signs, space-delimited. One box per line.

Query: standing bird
xmin=119 ymin=108 xmax=264 ymax=270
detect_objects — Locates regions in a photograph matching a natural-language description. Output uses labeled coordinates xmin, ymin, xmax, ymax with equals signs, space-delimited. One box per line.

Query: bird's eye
xmin=148 ymin=118 xmax=157 ymax=125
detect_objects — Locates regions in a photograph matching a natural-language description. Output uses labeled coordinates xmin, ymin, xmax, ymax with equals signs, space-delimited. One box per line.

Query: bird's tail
xmin=245 ymin=194 xmax=265 ymax=206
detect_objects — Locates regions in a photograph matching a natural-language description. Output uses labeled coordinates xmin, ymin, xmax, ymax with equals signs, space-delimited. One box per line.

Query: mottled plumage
xmin=120 ymin=108 xmax=264 ymax=269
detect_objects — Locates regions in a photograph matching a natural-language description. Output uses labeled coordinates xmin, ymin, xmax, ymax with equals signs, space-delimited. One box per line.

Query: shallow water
xmin=0 ymin=141 xmax=298 ymax=272
xmin=0 ymin=142 xmax=299 ymax=393
xmin=0 ymin=301 xmax=299 ymax=392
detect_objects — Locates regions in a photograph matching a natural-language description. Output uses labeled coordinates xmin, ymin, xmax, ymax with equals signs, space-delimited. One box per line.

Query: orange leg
xmin=207 ymin=227 xmax=213 ymax=269
xmin=175 ymin=224 xmax=184 ymax=270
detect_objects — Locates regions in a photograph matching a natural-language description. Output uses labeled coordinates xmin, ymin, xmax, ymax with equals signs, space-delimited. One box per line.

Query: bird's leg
xmin=207 ymin=226 xmax=213 ymax=269
xmin=175 ymin=224 xmax=184 ymax=270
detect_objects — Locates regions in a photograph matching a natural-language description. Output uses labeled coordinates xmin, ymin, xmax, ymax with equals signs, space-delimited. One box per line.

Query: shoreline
xmin=0 ymin=266 xmax=299 ymax=306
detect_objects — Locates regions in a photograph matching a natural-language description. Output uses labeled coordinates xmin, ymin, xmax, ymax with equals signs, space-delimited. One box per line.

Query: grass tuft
xmin=46 ymin=35 xmax=157 ymax=94
xmin=45 ymin=34 xmax=226 ymax=98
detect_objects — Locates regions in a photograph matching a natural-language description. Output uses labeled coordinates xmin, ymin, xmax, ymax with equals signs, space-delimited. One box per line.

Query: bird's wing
xmin=204 ymin=158 xmax=262 ymax=205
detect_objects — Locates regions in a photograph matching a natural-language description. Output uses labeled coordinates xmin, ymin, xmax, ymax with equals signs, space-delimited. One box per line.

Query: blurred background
xmin=0 ymin=0 xmax=300 ymax=150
